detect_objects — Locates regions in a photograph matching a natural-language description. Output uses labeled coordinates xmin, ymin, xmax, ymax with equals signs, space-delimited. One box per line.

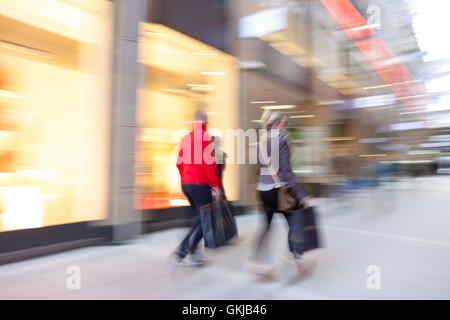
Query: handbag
xmin=220 ymin=200 xmax=239 ymax=243
xmin=200 ymin=200 xmax=238 ymax=249
xmin=287 ymin=206 xmax=321 ymax=254
xmin=259 ymin=134 xmax=304 ymax=212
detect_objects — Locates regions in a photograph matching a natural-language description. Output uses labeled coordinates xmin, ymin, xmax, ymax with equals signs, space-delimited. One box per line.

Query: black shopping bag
xmin=200 ymin=201 xmax=238 ymax=249
xmin=221 ymin=200 xmax=239 ymax=243
xmin=287 ymin=206 xmax=321 ymax=254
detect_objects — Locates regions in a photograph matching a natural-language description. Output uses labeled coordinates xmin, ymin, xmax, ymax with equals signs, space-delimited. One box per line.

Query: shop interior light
xmin=317 ymin=100 xmax=344 ymax=105
xmin=364 ymin=80 xmax=422 ymax=90
xmin=359 ymin=154 xmax=387 ymax=157
xmin=359 ymin=137 xmax=388 ymax=143
xmin=261 ymin=105 xmax=297 ymax=110
xmin=192 ymin=52 xmax=218 ymax=56
xmin=0 ymin=130 xmax=16 ymax=137
xmin=326 ymin=137 xmax=355 ymax=141
xmin=384 ymin=93 xmax=432 ymax=101
xmin=350 ymin=23 xmax=381 ymax=31
xmin=0 ymin=90 xmax=21 ymax=99
xmin=283 ymin=110 xmax=307 ymax=114
xmin=290 ymin=114 xmax=315 ymax=118
xmin=169 ymin=199 xmax=190 ymax=206
xmin=188 ymin=84 xmax=215 ymax=92
xmin=392 ymin=79 xmax=422 ymax=86
xmin=201 ymin=72 xmax=226 ymax=75
xmin=251 ymin=101 xmax=277 ymax=104
xmin=364 ymin=84 xmax=392 ymax=90
xmin=239 ymin=61 xmax=266 ymax=70
xmin=146 ymin=31 xmax=171 ymax=37
xmin=408 ymin=150 xmax=440 ymax=155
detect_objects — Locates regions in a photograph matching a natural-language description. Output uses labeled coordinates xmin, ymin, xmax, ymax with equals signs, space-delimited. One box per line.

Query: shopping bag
xmin=287 ymin=206 xmax=321 ymax=254
xmin=200 ymin=200 xmax=238 ymax=249
xmin=220 ymin=200 xmax=239 ymax=243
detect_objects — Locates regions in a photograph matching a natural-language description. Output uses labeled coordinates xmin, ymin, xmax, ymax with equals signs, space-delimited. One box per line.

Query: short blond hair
xmin=265 ymin=111 xmax=283 ymax=129
xmin=260 ymin=110 xmax=272 ymax=128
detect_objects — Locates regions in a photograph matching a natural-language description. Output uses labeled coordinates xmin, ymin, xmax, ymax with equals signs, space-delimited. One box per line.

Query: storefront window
xmin=136 ymin=23 xmax=238 ymax=210
xmin=0 ymin=0 xmax=111 ymax=231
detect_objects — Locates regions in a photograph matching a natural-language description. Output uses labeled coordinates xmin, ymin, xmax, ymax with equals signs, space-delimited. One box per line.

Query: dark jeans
xmin=175 ymin=184 xmax=212 ymax=260
xmin=254 ymin=188 xmax=301 ymax=260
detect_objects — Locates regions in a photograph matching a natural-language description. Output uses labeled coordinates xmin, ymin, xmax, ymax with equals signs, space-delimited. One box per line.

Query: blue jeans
xmin=175 ymin=184 xmax=212 ymax=259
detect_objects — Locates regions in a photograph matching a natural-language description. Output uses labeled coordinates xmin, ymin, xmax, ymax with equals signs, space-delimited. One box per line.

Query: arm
xmin=279 ymin=136 xmax=309 ymax=200
xmin=176 ymin=140 xmax=184 ymax=176
xmin=203 ymin=137 xmax=222 ymax=190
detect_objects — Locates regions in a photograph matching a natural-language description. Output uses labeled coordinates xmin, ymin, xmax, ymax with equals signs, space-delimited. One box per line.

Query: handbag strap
xmin=259 ymin=131 xmax=282 ymax=188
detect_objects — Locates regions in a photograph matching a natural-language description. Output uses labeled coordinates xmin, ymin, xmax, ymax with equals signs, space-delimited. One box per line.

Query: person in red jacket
xmin=173 ymin=110 xmax=223 ymax=266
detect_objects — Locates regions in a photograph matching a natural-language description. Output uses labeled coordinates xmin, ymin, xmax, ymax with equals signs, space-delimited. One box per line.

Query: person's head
xmin=260 ymin=109 xmax=272 ymax=129
xmin=264 ymin=111 xmax=284 ymax=130
xmin=280 ymin=115 xmax=289 ymax=130
xmin=194 ymin=109 xmax=208 ymax=125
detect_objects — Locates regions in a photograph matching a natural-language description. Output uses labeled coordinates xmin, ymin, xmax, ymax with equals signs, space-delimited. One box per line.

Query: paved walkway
xmin=1 ymin=176 xmax=450 ymax=299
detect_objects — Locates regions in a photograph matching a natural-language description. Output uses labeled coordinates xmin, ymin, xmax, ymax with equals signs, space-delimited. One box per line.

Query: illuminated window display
xmin=136 ymin=23 xmax=239 ymax=210
xmin=0 ymin=0 xmax=111 ymax=231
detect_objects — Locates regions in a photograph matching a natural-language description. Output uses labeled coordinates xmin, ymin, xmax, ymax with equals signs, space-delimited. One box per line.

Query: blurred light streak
xmin=145 ymin=31 xmax=171 ymax=37
xmin=350 ymin=23 xmax=380 ymax=31
xmin=320 ymin=0 xmax=426 ymax=108
xmin=289 ymin=114 xmax=315 ymax=119
xmin=0 ymin=186 xmax=44 ymax=230
xmin=251 ymin=101 xmax=277 ymax=104
xmin=359 ymin=154 xmax=387 ymax=157
xmin=319 ymin=0 xmax=376 ymax=39
xmin=359 ymin=138 xmax=388 ymax=143
xmin=326 ymin=137 xmax=355 ymax=141
xmin=169 ymin=199 xmax=190 ymax=206
xmin=0 ymin=89 xmax=21 ymax=99
xmin=261 ymin=105 xmax=296 ymax=110
xmin=201 ymin=72 xmax=226 ymax=75
xmin=192 ymin=52 xmax=218 ymax=56
xmin=418 ymin=142 xmax=450 ymax=148
xmin=389 ymin=122 xmax=425 ymax=131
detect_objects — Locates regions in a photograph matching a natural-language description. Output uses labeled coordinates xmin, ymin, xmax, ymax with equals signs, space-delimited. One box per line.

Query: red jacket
xmin=176 ymin=123 xmax=221 ymax=189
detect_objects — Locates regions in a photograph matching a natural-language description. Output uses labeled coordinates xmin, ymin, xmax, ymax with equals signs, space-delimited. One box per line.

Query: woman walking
xmin=249 ymin=111 xmax=311 ymax=280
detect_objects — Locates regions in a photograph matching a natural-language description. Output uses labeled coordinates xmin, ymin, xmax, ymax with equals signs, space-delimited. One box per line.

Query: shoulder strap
xmin=259 ymin=131 xmax=282 ymax=188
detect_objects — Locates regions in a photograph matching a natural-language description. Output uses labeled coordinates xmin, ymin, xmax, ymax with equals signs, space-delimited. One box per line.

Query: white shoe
xmin=245 ymin=260 xmax=276 ymax=281
xmin=168 ymin=253 xmax=185 ymax=278
xmin=185 ymin=253 xmax=207 ymax=267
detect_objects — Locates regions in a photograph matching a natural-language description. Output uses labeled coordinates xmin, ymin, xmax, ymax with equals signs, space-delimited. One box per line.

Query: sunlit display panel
xmin=136 ymin=23 xmax=239 ymax=210
xmin=0 ymin=0 xmax=111 ymax=231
